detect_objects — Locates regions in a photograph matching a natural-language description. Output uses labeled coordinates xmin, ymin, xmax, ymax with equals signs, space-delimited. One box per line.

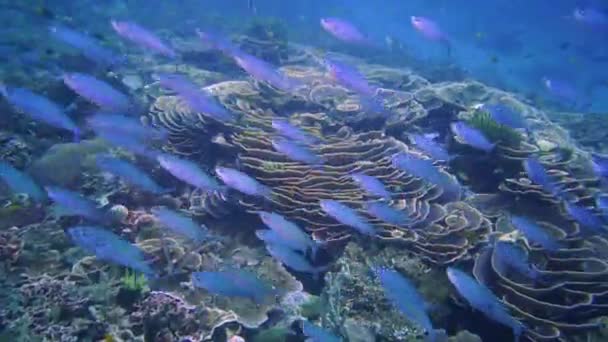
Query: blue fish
xmin=591 ymin=153 xmax=608 ymax=178
xmin=391 ymin=152 xmax=461 ymax=199
xmin=196 ymin=29 xmax=240 ymax=55
xmin=94 ymin=128 xmax=160 ymax=159
xmin=596 ymin=195 xmax=608 ymax=217
xmin=87 ymin=113 xmax=168 ymax=142
xmin=447 ymin=267 xmax=523 ymax=341
xmin=564 ymin=201 xmax=606 ymax=235
xmin=157 ymin=154 xmax=223 ymax=191
xmin=325 ymin=58 xmax=376 ymax=97
xmin=542 ymin=77 xmax=578 ymax=104
xmin=191 ymin=269 xmax=275 ymax=303
xmin=0 ymin=161 xmax=45 ymax=202
xmin=46 ymin=186 xmax=106 ymax=222
xmin=494 ymin=241 xmax=542 ymax=281
xmin=271 ymin=119 xmax=320 ymax=146
xmin=151 ymin=207 xmax=210 ymax=243
xmin=157 ymin=73 xmax=236 ymax=123
xmin=68 ymin=225 xmax=156 ymax=277
xmin=319 ymin=199 xmax=375 ymax=235
xmin=215 ymin=166 xmax=271 ymax=198
xmin=450 ymin=121 xmax=495 ymax=152
xmin=49 ymin=25 xmax=121 ymax=67
xmin=302 ymin=320 xmax=342 ymax=342
xmin=231 ymin=51 xmax=300 ymax=93
xmin=111 ymin=20 xmax=177 ymax=58
xmin=510 ymin=215 xmax=562 ymax=251
xmin=0 ymin=85 xmax=80 ymax=139
xmin=351 ymin=173 xmax=391 ymax=200
xmin=272 ymin=137 xmax=323 ymax=166
xmin=63 ymin=73 xmax=132 ymax=112
xmin=265 ymin=244 xmax=327 ymax=280
xmin=95 ymin=155 xmax=167 ymax=194
xmin=364 ymin=202 xmax=412 ymax=226
xmin=523 ymin=157 xmax=561 ymax=196
xmin=409 ymin=134 xmax=451 ymax=162
xmin=482 ymin=104 xmax=527 ymax=129
xmin=258 ymin=211 xmax=317 ymax=256
xmin=375 ymin=267 xmax=436 ymax=341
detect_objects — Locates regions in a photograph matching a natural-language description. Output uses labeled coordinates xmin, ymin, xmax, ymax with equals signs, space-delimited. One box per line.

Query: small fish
xmin=409 ymin=134 xmax=451 ymax=162
xmin=191 ymin=269 xmax=275 ymax=303
xmin=450 ymin=121 xmax=495 ymax=152
xmin=542 ymin=77 xmax=578 ymax=103
xmin=596 ymin=195 xmax=608 ymax=216
xmin=0 ymin=161 xmax=45 ymax=202
xmin=271 ymin=119 xmax=319 ymax=146
xmin=510 ymin=215 xmax=562 ymax=251
xmin=523 ymin=157 xmax=561 ymax=196
xmin=494 ymin=241 xmax=542 ymax=280
xmin=0 ymin=85 xmax=80 ymax=139
xmin=196 ymin=29 xmax=240 ymax=55
xmin=215 ymin=166 xmax=271 ymax=198
xmin=446 ymin=267 xmax=523 ymax=341
xmin=411 ymin=16 xmax=451 ymax=56
xmin=564 ymin=201 xmax=606 ymax=235
xmin=157 ymin=73 xmax=235 ymax=122
xmin=375 ymin=267 xmax=436 ymax=341
xmin=68 ymin=225 xmax=156 ymax=277
xmin=157 ymin=154 xmax=222 ymax=191
xmin=49 ymin=25 xmax=121 ymax=67
xmin=95 ymin=155 xmax=167 ymax=194
xmin=111 ymin=20 xmax=177 ymax=58
xmin=63 ymin=73 xmax=131 ymax=112
xmin=591 ymin=153 xmax=608 ymax=178
xmin=573 ymin=7 xmax=608 ymax=29
xmin=302 ymin=320 xmax=342 ymax=342
xmin=258 ymin=211 xmax=317 ymax=256
xmin=482 ymin=104 xmax=527 ymax=129
xmin=151 ymin=207 xmax=210 ymax=243
xmin=271 ymin=137 xmax=323 ymax=166
xmin=87 ymin=113 xmax=168 ymax=142
xmin=231 ymin=51 xmax=299 ymax=93
xmin=351 ymin=173 xmax=391 ymax=200
xmin=320 ymin=17 xmax=368 ymax=45
xmin=325 ymin=58 xmax=376 ymax=98
xmin=94 ymin=128 xmax=160 ymax=159
xmin=364 ymin=202 xmax=412 ymax=226
xmin=391 ymin=152 xmax=461 ymax=199
xmin=46 ymin=186 xmax=106 ymax=222
xmin=319 ymin=199 xmax=375 ymax=236
xmin=247 ymin=0 xmax=257 ymax=15
xmin=265 ymin=244 xmax=327 ymax=280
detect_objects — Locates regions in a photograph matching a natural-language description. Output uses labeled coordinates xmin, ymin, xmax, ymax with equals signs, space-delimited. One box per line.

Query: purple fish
xmin=542 ymin=77 xmax=578 ymax=103
xmin=494 ymin=241 xmax=542 ymax=280
xmin=46 ymin=186 xmax=107 ymax=222
xmin=411 ymin=16 xmax=451 ymax=55
xmin=191 ymin=269 xmax=275 ymax=303
xmin=409 ymin=134 xmax=451 ymax=162
xmin=392 ymin=152 xmax=461 ymax=200
xmin=325 ymin=59 xmax=376 ymax=97
xmin=265 ymin=244 xmax=327 ymax=280
xmin=63 ymin=73 xmax=131 ymax=111
xmin=95 ymin=155 xmax=167 ymax=194
xmin=151 ymin=207 xmax=210 ymax=243
xmin=364 ymin=201 xmax=412 ymax=226
xmin=447 ymin=267 xmax=523 ymax=340
xmin=271 ymin=119 xmax=320 ymax=146
xmin=49 ymin=25 xmax=121 ymax=66
xmin=573 ymin=7 xmax=608 ymax=29
xmin=111 ymin=20 xmax=177 ymax=58
xmin=196 ymin=29 xmax=240 ymax=55
xmin=157 ymin=73 xmax=235 ymax=122
xmin=258 ymin=211 xmax=316 ymax=255
xmin=215 ymin=166 xmax=271 ymax=198
xmin=591 ymin=153 xmax=608 ymax=178
xmin=271 ymin=137 xmax=323 ymax=166
xmin=157 ymin=153 xmax=222 ymax=191
xmin=510 ymin=216 xmax=562 ymax=251
xmin=450 ymin=121 xmax=495 ymax=152
xmin=319 ymin=199 xmax=375 ymax=236
xmin=93 ymin=128 xmax=160 ymax=159
xmin=231 ymin=51 xmax=299 ymax=92
xmin=87 ymin=113 xmax=168 ymax=142
xmin=0 ymin=85 xmax=80 ymax=139
xmin=320 ymin=17 xmax=368 ymax=44
xmin=564 ymin=201 xmax=606 ymax=235
xmin=351 ymin=173 xmax=391 ymax=200
xmin=68 ymin=225 xmax=156 ymax=277
xmin=523 ymin=157 xmax=561 ymax=196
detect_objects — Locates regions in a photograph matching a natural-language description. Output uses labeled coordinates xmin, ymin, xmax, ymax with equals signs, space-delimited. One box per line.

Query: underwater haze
xmin=2 ymin=0 xmax=608 ymax=341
